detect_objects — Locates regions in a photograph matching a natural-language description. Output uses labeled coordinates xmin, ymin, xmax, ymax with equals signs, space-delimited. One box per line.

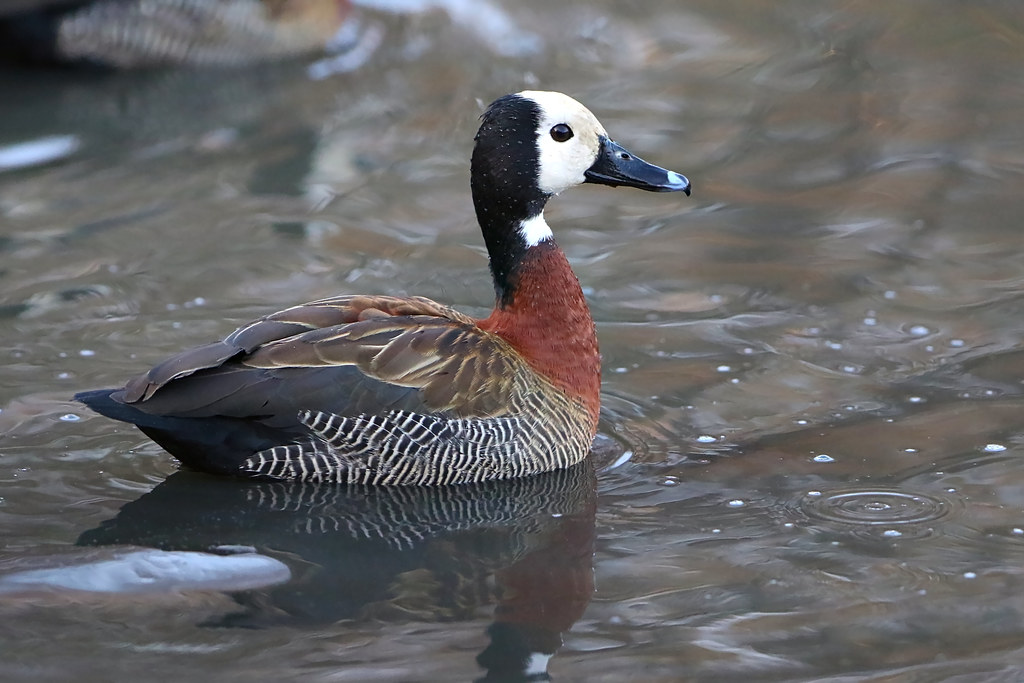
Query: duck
xmin=0 ymin=0 xmax=351 ymax=68
xmin=75 ymin=90 xmax=691 ymax=485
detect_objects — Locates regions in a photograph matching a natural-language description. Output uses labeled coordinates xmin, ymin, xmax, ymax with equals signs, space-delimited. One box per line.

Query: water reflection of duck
xmin=0 ymin=0 xmax=351 ymax=67
xmin=78 ymin=461 xmax=598 ymax=681
xmin=75 ymin=91 xmax=690 ymax=484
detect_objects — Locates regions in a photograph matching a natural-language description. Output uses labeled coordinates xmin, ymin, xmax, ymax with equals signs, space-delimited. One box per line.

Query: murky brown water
xmin=3 ymin=1 xmax=1024 ymax=680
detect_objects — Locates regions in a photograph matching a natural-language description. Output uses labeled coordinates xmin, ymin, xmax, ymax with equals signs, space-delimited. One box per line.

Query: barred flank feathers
xmin=241 ymin=390 xmax=591 ymax=486
xmin=56 ymin=0 xmax=342 ymax=67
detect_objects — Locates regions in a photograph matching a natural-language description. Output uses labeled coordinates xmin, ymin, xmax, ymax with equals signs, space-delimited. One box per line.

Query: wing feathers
xmin=118 ymin=294 xmax=527 ymax=419
xmin=122 ymin=340 xmax=242 ymax=402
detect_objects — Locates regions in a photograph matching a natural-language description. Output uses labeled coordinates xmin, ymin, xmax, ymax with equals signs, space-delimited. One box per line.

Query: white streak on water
xmin=607 ymin=450 xmax=634 ymax=470
xmin=0 ymin=550 xmax=291 ymax=596
xmin=0 ymin=135 xmax=80 ymax=172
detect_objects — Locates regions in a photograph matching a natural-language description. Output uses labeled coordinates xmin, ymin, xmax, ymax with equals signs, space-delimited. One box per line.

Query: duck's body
xmin=76 ymin=91 xmax=690 ymax=485
xmin=77 ymin=292 xmax=596 ymax=485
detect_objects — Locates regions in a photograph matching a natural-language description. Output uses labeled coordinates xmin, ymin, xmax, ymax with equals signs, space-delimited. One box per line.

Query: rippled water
xmin=3 ymin=1 xmax=1024 ymax=680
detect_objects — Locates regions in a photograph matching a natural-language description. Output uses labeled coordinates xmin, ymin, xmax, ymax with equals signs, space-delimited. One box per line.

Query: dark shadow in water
xmin=77 ymin=461 xmax=598 ymax=682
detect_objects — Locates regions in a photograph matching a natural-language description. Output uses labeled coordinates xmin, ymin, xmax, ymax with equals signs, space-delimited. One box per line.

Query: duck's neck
xmin=476 ymin=215 xmax=601 ymax=432
xmin=469 ymin=115 xmax=600 ymax=429
xmin=471 ymin=155 xmax=550 ymax=307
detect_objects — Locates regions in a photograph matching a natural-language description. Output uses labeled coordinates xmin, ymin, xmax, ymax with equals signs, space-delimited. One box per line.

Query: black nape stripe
xmin=471 ymin=94 xmax=552 ymax=308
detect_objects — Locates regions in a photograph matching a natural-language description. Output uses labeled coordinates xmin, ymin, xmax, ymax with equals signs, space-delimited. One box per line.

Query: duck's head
xmin=471 ymin=91 xmax=690 ymax=229
xmin=471 ymin=90 xmax=690 ymax=305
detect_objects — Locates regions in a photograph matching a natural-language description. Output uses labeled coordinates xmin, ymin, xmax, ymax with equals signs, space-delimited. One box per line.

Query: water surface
xmin=3 ymin=1 xmax=1024 ymax=680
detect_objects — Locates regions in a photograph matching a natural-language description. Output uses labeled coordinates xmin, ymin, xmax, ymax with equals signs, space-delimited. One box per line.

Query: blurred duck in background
xmin=0 ymin=0 xmax=352 ymax=67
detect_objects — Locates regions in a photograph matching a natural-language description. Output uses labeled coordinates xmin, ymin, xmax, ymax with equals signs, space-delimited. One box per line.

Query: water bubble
xmin=711 ymin=528 xmax=721 ymax=534
xmin=826 ymin=341 xmax=843 ymax=350
xmin=903 ymin=448 xmax=918 ymax=453
xmin=727 ymin=499 xmax=745 ymax=508
xmin=863 ymin=317 xmax=877 ymax=326
xmin=907 ymin=396 xmax=926 ymax=404
xmin=795 ymin=419 xmax=809 ymax=425
xmin=949 ymin=338 xmax=965 ymax=347
xmin=813 ymin=454 xmax=835 ymax=463
xmin=1012 ymin=528 xmax=1024 ymax=536
xmin=729 ymin=378 xmax=740 ymax=384
xmin=963 ymin=571 xmax=977 ymax=579
xmin=882 ymin=529 xmax=902 ymax=538
xmin=696 ymin=435 xmax=717 ymax=444
xmin=78 ymin=349 xmax=95 ymax=357
xmin=983 ymin=443 xmax=1007 ymax=453
xmin=908 ymin=325 xmax=931 ymax=337
xmin=807 ymin=491 xmax=823 ymax=497
xmin=613 ymin=367 xmax=628 ymax=374
xmin=884 ymin=290 xmax=897 ymax=299
xmin=716 ymin=365 xmax=732 ymax=373
xmin=59 ymin=414 xmax=80 ymax=422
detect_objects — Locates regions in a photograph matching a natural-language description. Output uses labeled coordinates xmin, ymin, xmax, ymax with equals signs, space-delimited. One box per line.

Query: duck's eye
xmin=550 ymin=123 xmax=574 ymax=142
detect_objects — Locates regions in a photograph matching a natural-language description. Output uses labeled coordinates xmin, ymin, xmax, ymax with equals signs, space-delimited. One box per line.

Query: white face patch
xmin=519 ymin=90 xmax=607 ymax=196
xmin=517 ymin=213 xmax=554 ymax=246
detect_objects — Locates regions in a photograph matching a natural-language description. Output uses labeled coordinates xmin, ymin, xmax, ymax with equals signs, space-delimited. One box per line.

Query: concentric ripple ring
xmin=799 ymin=489 xmax=951 ymax=526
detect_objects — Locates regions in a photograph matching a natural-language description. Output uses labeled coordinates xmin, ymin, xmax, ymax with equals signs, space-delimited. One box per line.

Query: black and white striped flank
xmin=241 ymin=388 xmax=592 ymax=485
